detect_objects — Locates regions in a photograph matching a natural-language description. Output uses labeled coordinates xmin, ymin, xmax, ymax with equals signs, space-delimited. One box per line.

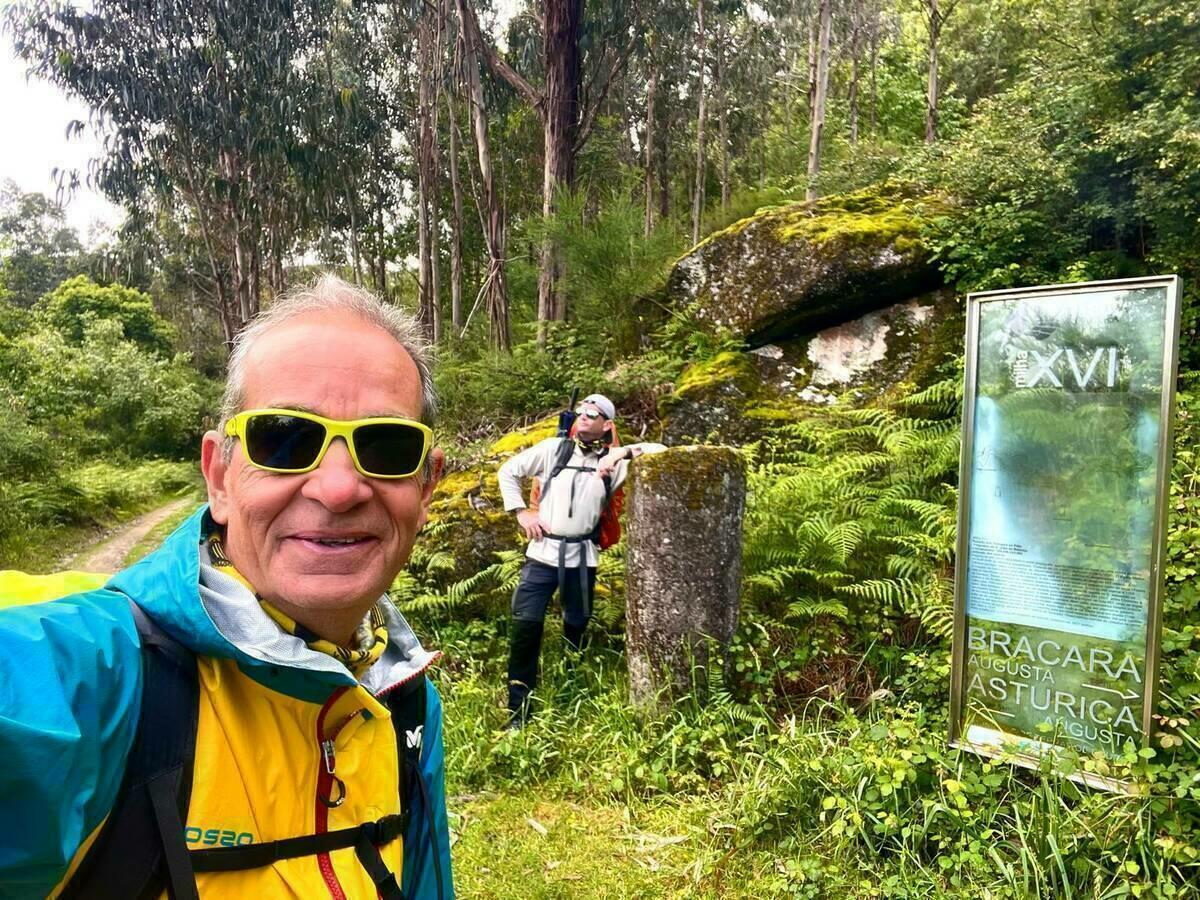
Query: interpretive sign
xmin=949 ymin=276 xmax=1181 ymax=775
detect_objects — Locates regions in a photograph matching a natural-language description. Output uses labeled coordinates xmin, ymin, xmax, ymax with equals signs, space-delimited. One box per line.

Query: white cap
xmin=580 ymin=393 xmax=616 ymax=420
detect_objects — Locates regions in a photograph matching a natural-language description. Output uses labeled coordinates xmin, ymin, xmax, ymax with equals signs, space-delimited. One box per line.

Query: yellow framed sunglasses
xmin=224 ymin=409 xmax=432 ymax=479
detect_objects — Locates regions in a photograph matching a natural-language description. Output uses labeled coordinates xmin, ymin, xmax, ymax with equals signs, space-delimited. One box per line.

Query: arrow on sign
xmin=1082 ymin=683 xmax=1140 ymax=702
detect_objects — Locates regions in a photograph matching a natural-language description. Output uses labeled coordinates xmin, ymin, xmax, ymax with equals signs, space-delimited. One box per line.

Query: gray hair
xmin=219 ymin=274 xmax=438 ymax=479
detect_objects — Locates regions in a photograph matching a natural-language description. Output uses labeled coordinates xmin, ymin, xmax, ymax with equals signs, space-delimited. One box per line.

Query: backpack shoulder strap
xmin=548 ymin=438 xmax=576 ymax=481
xmin=60 ymin=600 xmax=200 ymax=900
xmin=536 ymin=438 xmax=577 ymax=505
xmin=385 ymin=677 xmax=446 ymax=900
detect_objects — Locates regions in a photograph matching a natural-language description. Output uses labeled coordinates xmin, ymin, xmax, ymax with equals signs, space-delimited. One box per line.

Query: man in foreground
xmin=0 ymin=276 xmax=454 ymax=898
xmin=498 ymin=393 xmax=665 ymax=726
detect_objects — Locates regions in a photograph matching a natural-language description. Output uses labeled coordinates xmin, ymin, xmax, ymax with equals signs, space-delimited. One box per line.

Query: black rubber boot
xmin=506 ymin=618 xmax=545 ymax=728
xmin=562 ymin=619 xmax=589 ymax=654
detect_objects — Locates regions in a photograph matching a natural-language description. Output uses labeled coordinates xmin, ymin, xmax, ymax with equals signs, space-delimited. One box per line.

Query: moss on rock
xmin=672 ymin=351 xmax=759 ymax=401
xmin=660 ymin=352 xmax=765 ymax=445
xmin=488 ymin=417 xmax=557 ymax=456
xmin=667 ymin=182 xmax=946 ymax=346
xmin=631 ymin=445 xmax=745 ymax=512
xmin=659 ymin=293 xmax=962 ymax=445
xmin=419 ymin=422 xmax=559 ymax=584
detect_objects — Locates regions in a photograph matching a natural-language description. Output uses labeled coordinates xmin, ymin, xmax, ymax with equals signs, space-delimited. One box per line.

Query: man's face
xmin=201 ymin=311 xmax=443 ymax=620
xmin=574 ymin=402 xmax=611 ymax=443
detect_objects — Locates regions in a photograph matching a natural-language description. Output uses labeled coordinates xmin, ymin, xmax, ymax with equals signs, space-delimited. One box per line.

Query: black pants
xmin=507 ymin=559 xmax=596 ymax=717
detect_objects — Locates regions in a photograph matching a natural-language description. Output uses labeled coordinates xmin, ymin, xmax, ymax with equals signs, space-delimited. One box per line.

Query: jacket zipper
xmin=312 ymin=654 xmax=444 ymax=898
xmin=315 ymin=687 xmax=350 ymax=900
xmin=374 ymin=650 xmax=442 ymax=701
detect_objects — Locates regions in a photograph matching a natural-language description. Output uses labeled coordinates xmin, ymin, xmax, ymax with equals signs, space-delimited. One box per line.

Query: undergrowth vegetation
xmin=398 ymin=369 xmax=1200 ymax=898
xmin=0 ymin=276 xmax=217 ymax=568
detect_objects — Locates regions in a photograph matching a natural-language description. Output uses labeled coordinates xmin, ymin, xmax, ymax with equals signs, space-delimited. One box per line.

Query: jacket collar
xmin=106 ymin=505 xmax=439 ymax=704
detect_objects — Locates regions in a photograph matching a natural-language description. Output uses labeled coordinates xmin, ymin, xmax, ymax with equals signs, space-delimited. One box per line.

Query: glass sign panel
xmin=950 ymin=277 xmax=1180 ymax=775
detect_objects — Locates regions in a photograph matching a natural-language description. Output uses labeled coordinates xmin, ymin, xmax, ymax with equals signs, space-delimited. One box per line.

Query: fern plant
xmin=742 ymin=376 xmax=962 ymax=642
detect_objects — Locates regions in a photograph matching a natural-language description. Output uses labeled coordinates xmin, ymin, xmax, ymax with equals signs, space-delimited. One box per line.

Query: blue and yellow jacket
xmin=0 ymin=506 xmax=454 ymax=899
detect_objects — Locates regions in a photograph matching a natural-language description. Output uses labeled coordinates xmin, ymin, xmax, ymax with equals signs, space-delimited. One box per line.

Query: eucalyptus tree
xmin=924 ymin=0 xmax=958 ymax=142
xmin=626 ymin=0 xmax=692 ymax=235
xmin=456 ymin=0 xmax=511 ymax=350
xmin=691 ymin=0 xmax=708 ymax=244
xmin=7 ymin=0 xmax=334 ymax=341
xmin=0 ymin=181 xmax=84 ymax=308
xmin=467 ymin=0 xmax=638 ymax=341
xmin=806 ymin=0 xmax=832 ymax=199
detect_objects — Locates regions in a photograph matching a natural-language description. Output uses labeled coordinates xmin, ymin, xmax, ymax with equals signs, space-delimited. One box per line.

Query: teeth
xmin=314 ymin=538 xmax=359 ymax=545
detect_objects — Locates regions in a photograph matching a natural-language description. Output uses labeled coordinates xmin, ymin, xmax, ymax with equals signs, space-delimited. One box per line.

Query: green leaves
xmin=742 ymin=376 xmax=962 ymax=640
xmin=36 ymin=275 xmax=176 ymax=355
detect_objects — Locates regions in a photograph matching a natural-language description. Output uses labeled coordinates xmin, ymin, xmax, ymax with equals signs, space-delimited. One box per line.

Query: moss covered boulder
xmin=667 ymin=183 xmax=944 ymax=345
xmin=659 ymin=351 xmax=768 ymax=445
xmin=422 ymin=417 xmax=558 ymax=581
xmin=660 ymin=291 xmax=963 ymax=444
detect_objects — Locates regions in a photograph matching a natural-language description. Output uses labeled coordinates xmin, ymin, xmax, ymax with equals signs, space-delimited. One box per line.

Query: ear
xmin=415 ymin=447 xmax=444 ymax=532
xmin=201 ymin=430 xmax=232 ymax=524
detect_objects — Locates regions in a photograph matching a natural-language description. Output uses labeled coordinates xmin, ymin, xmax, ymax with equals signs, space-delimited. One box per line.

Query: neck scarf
xmin=206 ymin=530 xmax=389 ymax=677
xmin=576 ymin=436 xmax=608 ymax=454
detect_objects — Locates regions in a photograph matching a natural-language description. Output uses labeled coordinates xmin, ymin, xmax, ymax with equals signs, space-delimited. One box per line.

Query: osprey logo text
xmin=406 ymin=725 xmax=424 ymax=749
xmin=185 ymin=826 xmax=255 ymax=847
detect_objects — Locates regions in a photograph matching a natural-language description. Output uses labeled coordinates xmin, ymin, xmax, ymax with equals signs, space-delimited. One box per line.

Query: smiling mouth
xmin=290 ymin=535 xmax=376 ymax=549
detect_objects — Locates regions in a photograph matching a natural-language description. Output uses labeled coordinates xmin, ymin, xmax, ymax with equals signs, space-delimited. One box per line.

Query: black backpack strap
xmin=540 ymin=438 xmax=577 ymax=500
xmin=386 ymin=677 xmax=446 ymax=900
xmin=190 ymin=815 xmax=405 ymax=871
xmin=60 ymin=600 xmax=200 ymax=900
xmin=548 ymin=438 xmax=576 ymax=481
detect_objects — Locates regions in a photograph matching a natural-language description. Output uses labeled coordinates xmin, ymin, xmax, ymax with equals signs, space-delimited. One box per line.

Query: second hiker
xmin=497 ymin=393 xmax=665 ymax=726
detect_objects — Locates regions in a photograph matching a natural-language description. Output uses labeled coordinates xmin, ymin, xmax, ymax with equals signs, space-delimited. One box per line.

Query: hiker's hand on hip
xmin=516 ymin=509 xmax=545 ymax=540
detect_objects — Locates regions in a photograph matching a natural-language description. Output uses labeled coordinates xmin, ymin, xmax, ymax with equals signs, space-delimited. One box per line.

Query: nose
xmin=300 ymin=437 xmax=373 ymax=512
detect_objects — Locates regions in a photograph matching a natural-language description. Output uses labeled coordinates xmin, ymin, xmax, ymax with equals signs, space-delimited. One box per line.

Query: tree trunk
xmin=806 ymin=18 xmax=817 ymax=120
xmin=626 ymin=447 xmax=746 ymax=708
xmin=416 ymin=11 xmax=436 ymax=340
xmin=849 ymin=1 xmax=861 ymax=145
xmin=537 ymin=0 xmax=582 ymax=337
xmin=926 ymin=0 xmax=939 ymax=144
xmin=446 ymin=84 xmax=465 ymax=334
xmin=457 ymin=0 xmax=511 ymax=350
xmin=373 ymin=140 xmax=389 ymax=300
xmin=348 ymin=178 xmax=363 ymax=286
xmin=657 ymin=117 xmax=670 ymax=221
xmin=181 ymin=156 xmax=236 ymax=342
xmin=716 ymin=17 xmax=729 ymax=211
xmin=870 ymin=6 xmax=879 ymax=134
xmin=643 ymin=64 xmax=657 ymax=237
xmin=806 ymin=0 xmax=832 ymax=202
xmin=690 ymin=0 xmax=707 ymax=246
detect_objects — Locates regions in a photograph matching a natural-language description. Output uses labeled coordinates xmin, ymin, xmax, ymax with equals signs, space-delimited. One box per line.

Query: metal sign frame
xmin=949 ymin=275 xmax=1182 ymax=785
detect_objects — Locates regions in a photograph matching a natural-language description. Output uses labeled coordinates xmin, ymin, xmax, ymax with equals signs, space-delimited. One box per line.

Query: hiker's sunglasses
xmin=574 ymin=406 xmax=607 ymax=421
xmin=225 ymin=409 xmax=432 ymax=479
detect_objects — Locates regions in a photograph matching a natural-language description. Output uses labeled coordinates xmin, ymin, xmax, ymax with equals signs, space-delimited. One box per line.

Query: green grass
xmin=1 ymin=519 xmax=110 ymax=574
xmin=451 ymin=792 xmax=726 ymax=899
xmin=417 ymin=611 xmax=1200 ymax=900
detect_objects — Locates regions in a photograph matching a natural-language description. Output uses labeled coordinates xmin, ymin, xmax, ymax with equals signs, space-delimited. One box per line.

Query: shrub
xmin=36 ymin=275 xmax=177 ymax=356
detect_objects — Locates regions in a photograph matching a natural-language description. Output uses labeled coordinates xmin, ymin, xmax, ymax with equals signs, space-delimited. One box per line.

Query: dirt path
xmin=70 ymin=497 xmax=195 ymax=573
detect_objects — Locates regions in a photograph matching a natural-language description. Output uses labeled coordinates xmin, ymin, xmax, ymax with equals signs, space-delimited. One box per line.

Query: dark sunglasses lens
xmin=245 ymin=415 xmax=326 ymax=470
xmin=354 ymin=423 xmax=426 ymax=476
